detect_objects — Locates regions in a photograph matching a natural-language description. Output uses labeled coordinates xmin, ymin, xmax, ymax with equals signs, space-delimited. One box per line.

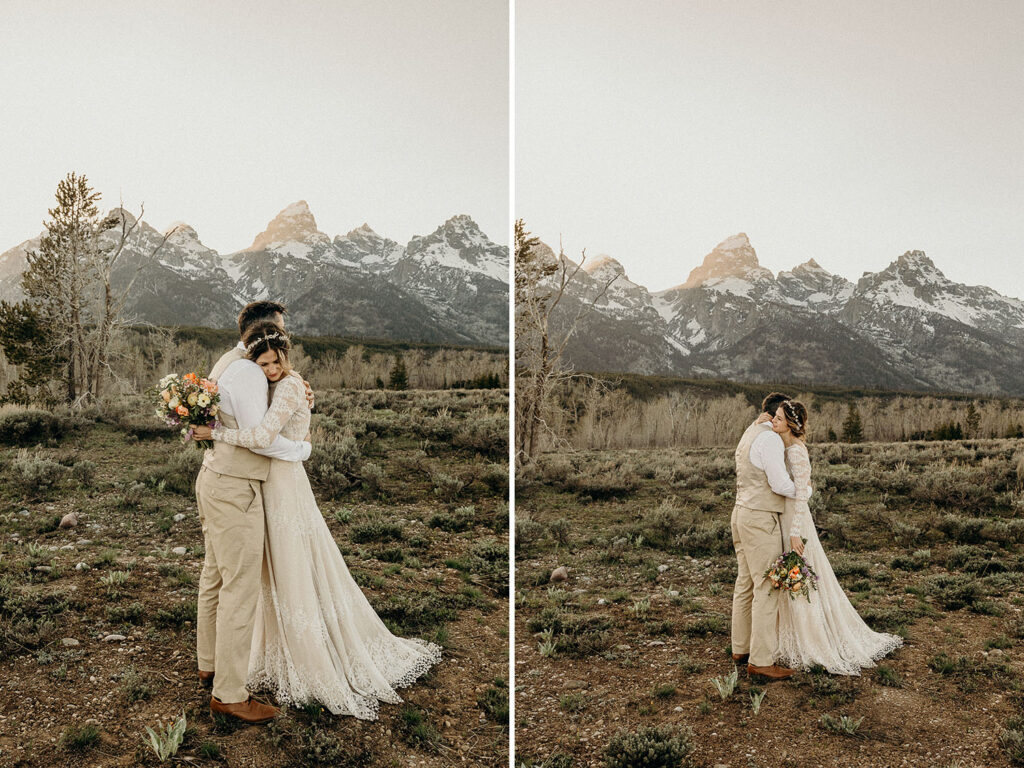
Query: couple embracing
xmin=192 ymin=300 xmax=440 ymax=723
xmin=730 ymin=392 xmax=902 ymax=679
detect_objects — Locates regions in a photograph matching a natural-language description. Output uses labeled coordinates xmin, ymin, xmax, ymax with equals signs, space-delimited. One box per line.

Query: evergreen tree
xmin=388 ymin=355 xmax=409 ymax=390
xmin=965 ymin=402 xmax=980 ymax=438
xmin=841 ymin=404 xmax=864 ymax=443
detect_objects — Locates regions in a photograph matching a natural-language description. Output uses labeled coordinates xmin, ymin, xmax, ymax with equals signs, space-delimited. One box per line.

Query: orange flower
xmin=788 ymin=566 xmax=802 ymax=580
xmin=184 ymin=372 xmax=199 ymax=384
xmin=176 ymin=405 xmax=189 ymax=417
xmin=161 ymin=389 xmax=172 ymax=402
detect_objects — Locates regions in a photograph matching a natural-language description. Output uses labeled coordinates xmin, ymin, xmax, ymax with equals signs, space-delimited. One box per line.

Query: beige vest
xmin=734 ymin=421 xmax=786 ymax=513
xmin=201 ymin=347 xmax=271 ymax=481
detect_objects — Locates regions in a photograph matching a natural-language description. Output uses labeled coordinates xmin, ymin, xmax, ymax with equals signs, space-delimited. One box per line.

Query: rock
xmin=60 ymin=544 xmax=74 ymax=551
xmin=549 ymin=566 xmax=568 ymax=582
xmin=61 ymin=638 xmax=80 ymax=647
xmin=102 ymin=634 xmax=126 ymax=643
xmin=76 ymin=539 xmax=92 ymax=546
xmin=597 ymin=598 xmax=607 ymax=605
xmin=59 ymin=513 xmax=78 ymax=529
xmin=75 ymin=562 xmax=89 ymax=571
xmin=173 ymin=513 xmax=186 ymax=522
xmin=34 ymin=566 xmax=52 ymax=573
xmin=563 ymin=679 xmax=589 ymax=689
xmin=648 ymin=640 xmax=666 ymax=646
xmin=674 ymin=706 xmax=683 ymax=712
xmin=667 ymin=590 xmax=680 ymax=597
xmin=657 ymin=564 xmax=669 ymax=572
xmin=171 ymin=547 xmax=187 ymax=556
xmin=45 ymin=505 xmax=56 ymax=511
xmin=18 ymin=510 xmax=29 ymax=516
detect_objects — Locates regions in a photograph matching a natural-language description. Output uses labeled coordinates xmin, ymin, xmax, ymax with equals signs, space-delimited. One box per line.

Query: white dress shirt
xmin=216 ymin=343 xmax=311 ymax=462
xmin=748 ymin=423 xmax=797 ymax=499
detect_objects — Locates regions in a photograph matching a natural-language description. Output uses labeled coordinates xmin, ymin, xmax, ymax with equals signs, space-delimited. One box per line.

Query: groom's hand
xmin=755 ymin=412 xmax=771 ymax=425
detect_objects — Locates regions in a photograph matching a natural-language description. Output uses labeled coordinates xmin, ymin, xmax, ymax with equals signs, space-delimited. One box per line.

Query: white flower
xmin=197 ymin=393 xmax=211 ymax=407
xmin=159 ymin=374 xmax=177 ymax=387
xmin=168 ymin=397 xmax=180 ymax=409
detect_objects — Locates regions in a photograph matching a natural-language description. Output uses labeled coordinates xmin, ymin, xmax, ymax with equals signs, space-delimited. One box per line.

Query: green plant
xmin=603 ymin=725 xmax=695 ymax=768
xmin=820 ymin=713 xmax=864 ymax=736
xmin=144 ymin=711 xmax=187 ymax=762
xmin=749 ymin=689 xmax=766 ymax=714
xmin=710 ymin=666 xmax=739 ymax=700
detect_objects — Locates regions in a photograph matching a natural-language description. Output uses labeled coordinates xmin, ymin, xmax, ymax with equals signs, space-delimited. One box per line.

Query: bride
xmin=770 ymin=400 xmax=903 ymax=675
xmin=194 ymin=322 xmax=441 ymax=718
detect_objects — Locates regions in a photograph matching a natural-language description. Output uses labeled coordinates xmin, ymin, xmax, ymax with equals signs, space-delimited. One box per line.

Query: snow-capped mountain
xmin=534 ymin=233 xmax=1024 ymax=395
xmin=0 ymin=202 xmax=508 ymax=346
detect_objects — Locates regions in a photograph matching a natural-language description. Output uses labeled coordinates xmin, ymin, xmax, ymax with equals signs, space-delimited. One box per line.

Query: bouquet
xmin=764 ymin=541 xmax=819 ymax=602
xmin=153 ymin=373 xmax=220 ymax=449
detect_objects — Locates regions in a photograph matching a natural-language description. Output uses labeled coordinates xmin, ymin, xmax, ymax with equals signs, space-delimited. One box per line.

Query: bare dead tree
xmin=514 ymin=219 xmax=618 ymax=466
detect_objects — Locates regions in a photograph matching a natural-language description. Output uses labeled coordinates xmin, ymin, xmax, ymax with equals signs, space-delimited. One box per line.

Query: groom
xmin=729 ymin=391 xmax=800 ymax=680
xmin=194 ymin=300 xmax=314 ymax=723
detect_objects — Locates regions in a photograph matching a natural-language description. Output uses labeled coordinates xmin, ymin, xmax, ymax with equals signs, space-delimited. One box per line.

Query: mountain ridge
xmin=0 ymin=203 xmax=509 ymax=346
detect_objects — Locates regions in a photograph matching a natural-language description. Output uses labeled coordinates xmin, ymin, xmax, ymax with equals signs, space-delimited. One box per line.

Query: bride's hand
xmin=192 ymin=425 xmax=213 ymax=441
xmin=790 ymin=536 xmax=805 ymax=556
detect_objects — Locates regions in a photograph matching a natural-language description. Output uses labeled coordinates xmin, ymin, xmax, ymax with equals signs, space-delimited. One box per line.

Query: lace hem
xmin=248 ymin=638 xmax=442 ymax=720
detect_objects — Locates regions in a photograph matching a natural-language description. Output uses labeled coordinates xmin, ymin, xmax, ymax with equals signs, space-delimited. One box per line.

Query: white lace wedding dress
xmin=213 ymin=372 xmax=441 ymax=718
xmin=776 ymin=443 xmax=902 ymax=675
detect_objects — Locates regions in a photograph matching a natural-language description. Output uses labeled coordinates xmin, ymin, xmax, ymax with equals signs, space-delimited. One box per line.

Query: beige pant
xmin=730 ymin=504 xmax=785 ymax=667
xmin=195 ymin=466 xmax=264 ymax=703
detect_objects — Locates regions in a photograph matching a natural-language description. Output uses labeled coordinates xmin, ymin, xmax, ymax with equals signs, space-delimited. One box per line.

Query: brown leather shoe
xmin=210 ymin=695 xmax=278 ymax=724
xmin=731 ymin=653 xmax=749 ymax=664
xmin=198 ymin=670 xmax=214 ymax=688
xmin=747 ymin=664 xmax=796 ymax=680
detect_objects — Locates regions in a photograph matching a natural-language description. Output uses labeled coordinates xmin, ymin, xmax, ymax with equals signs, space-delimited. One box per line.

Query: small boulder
xmin=75 ymin=562 xmax=89 ymax=571
xmin=657 ymin=564 xmax=669 ymax=573
xmin=173 ymin=513 xmax=186 ymax=523
xmin=102 ymin=634 xmax=127 ymax=643
xmin=59 ymin=513 xmax=78 ymax=529
xmin=61 ymin=638 xmax=80 ymax=647
xmin=549 ymin=566 xmax=568 ymax=582
xmin=34 ymin=566 xmax=52 ymax=573
xmin=171 ymin=547 xmax=187 ymax=556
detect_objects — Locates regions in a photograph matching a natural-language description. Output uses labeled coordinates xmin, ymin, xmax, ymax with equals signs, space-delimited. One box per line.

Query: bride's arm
xmin=213 ymin=374 xmax=306 ymax=451
xmin=788 ymin=445 xmax=814 ymax=548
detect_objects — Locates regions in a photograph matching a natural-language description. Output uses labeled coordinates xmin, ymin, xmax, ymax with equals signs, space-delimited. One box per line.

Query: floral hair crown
xmin=782 ymin=399 xmax=803 ymax=429
xmin=245 ymin=331 xmax=288 ymax=353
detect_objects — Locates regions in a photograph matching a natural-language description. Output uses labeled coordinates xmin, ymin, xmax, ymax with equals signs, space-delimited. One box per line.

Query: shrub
xmin=307 ymin=435 xmax=361 ymax=498
xmin=6 ymin=452 xmax=67 ymax=497
xmin=432 ymin=472 xmax=465 ymax=502
xmin=70 ymin=459 xmax=98 ymax=486
xmin=351 ymin=518 xmax=403 ymax=543
xmin=604 ymin=725 xmax=695 ymax=768
xmin=428 ymin=505 xmax=476 ymax=533
xmin=0 ymin=409 xmax=68 ymax=446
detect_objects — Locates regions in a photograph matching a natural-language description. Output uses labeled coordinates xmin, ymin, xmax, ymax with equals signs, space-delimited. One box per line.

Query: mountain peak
xmin=164 ymin=221 xmax=198 ymax=240
xmin=682 ymin=233 xmax=764 ymax=288
xmin=714 ymin=233 xmax=752 ymax=252
xmin=247 ymin=200 xmax=329 ymax=252
xmin=583 ymin=254 xmax=631 ymax=283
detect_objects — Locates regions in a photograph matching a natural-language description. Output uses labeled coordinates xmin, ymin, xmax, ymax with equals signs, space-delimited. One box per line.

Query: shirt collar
xmin=235 ymin=342 xmax=245 ymax=351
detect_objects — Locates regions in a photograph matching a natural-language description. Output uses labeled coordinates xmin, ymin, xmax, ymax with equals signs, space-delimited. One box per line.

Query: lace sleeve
xmin=788 ymin=444 xmax=813 ymax=539
xmin=213 ymin=374 xmax=304 ymax=449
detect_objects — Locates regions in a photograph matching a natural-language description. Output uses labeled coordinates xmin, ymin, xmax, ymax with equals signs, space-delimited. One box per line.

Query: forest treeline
xmin=541 ymin=375 xmax=1024 ymax=450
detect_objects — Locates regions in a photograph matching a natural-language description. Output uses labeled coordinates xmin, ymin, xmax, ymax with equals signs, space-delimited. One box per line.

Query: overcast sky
xmin=1 ymin=0 xmax=509 ymax=253
xmin=517 ymin=0 xmax=1024 ymax=298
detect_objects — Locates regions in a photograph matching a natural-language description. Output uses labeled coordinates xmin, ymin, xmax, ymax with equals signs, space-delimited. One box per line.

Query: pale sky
xmin=0 ymin=0 xmax=509 ymax=253
xmin=517 ymin=0 xmax=1024 ymax=299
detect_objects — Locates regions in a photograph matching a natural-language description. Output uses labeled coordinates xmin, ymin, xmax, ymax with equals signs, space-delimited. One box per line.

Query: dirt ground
xmin=514 ymin=442 xmax=1024 ymax=768
xmin=0 ymin=389 xmax=509 ymax=767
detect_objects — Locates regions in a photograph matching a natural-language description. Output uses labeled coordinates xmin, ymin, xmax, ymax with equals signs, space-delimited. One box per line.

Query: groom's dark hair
xmin=238 ymin=301 xmax=287 ymax=337
xmin=761 ymin=391 xmax=792 ymax=415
